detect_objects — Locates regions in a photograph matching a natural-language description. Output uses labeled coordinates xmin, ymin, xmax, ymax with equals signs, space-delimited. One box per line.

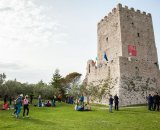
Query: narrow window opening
xmin=137 ymin=33 xmax=140 ymax=37
xmin=106 ymin=37 xmax=108 ymax=42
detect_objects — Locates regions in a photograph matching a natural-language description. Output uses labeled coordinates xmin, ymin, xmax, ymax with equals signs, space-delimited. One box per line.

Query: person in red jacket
xmin=2 ymin=102 xmax=9 ymax=110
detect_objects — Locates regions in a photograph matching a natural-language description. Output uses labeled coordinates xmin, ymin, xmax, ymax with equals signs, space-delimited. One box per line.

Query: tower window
xmin=137 ymin=33 xmax=140 ymax=37
xmin=106 ymin=37 xmax=108 ymax=42
xmin=89 ymin=64 xmax=90 ymax=73
xmin=131 ymin=22 xmax=134 ymax=25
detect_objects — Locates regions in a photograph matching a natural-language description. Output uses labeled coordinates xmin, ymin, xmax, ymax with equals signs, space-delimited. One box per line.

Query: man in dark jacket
xmin=109 ymin=95 xmax=114 ymax=113
xmin=114 ymin=94 xmax=119 ymax=111
xmin=153 ymin=92 xmax=160 ymax=111
xmin=147 ymin=94 xmax=153 ymax=110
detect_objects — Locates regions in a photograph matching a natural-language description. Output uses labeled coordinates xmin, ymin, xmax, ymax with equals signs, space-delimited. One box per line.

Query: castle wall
xmin=120 ymin=6 xmax=158 ymax=64
xmin=86 ymin=58 xmax=121 ymax=104
xmin=119 ymin=56 xmax=159 ymax=106
xmin=97 ymin=6 xmax=122 ymax=65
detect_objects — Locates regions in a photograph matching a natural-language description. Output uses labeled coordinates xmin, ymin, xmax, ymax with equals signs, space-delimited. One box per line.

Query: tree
xmin=64 ymin=72 xmax=82 ymax=95
xmin=0 ymin=73 xmax=6 ymax=85
xmin=84 ymin=76 xmax=118 ymax=103
xmin=50 ymin=69 xmax=64 ymax=96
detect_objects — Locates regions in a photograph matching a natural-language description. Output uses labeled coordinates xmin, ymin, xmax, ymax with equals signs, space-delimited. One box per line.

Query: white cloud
xmin=0 ymin=0 xmax=68 ymax=83
xmin=0 ymin=0 xmax=65 ymax=50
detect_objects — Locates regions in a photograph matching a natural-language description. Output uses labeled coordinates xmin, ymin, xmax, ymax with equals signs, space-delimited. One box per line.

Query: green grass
xmin=0 ymin=102 xmax=160 ymax=130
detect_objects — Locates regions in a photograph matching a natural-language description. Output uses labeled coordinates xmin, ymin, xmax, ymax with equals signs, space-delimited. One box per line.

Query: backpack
xmin=16 ymin=98 xmax=21 ymax=105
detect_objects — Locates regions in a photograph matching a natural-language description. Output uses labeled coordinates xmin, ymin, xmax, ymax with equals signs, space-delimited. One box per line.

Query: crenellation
xmin=101 ymin=19 xmax=104 ymax=22
xmin=125 ymin=6 xmax=128 ymax=9
xmin=121 ymin=5 xmax=150 ymax=16
xmin=108 ymin=12 xmax=112 ymax=17
xmin=130 ymin=7 xmax=135 ymax=11
xmin=136 ymin=10 xmax=141 ymax=13
xmin=147 ymin=13 xmax=151 ymax=17
xmin=112 ymin=8 xmax=116 ymax=13
xmin=117 ymin=3 xmax=122 ymax=11
xmin=104 ymin=16 xmax=108 ymax=21
xmin=142 ymin=11 xmax=146 ymax=15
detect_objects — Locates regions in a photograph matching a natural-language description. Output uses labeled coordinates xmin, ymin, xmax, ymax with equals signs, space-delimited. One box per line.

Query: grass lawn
xmin=0 ymin=101 xmax=160 ymax=130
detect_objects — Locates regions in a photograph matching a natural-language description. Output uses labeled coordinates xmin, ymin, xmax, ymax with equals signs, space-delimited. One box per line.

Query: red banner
xmin=128 ymin=45 xmax=137 ymax=56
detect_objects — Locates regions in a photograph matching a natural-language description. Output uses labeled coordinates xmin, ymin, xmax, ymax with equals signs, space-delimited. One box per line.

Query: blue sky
xmin=0 ymin=0 xmax=159 ymax=83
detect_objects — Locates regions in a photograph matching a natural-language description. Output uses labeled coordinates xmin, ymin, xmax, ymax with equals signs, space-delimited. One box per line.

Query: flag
xmin=104 ymin=53 xmax=108 ymax=61
xmin=96 ymin=56 xmax=98 ymax=61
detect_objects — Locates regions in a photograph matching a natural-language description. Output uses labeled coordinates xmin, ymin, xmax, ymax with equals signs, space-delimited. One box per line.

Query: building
xmin=85 ymin=4 xmax=160 ymax=106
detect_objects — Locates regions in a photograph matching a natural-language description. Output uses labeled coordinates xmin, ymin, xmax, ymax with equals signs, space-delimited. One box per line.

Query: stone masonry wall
xmin=97 ymin=5 xmax=122 ymax=66
xmin=119 ymin=56 xmax=159 ymax=106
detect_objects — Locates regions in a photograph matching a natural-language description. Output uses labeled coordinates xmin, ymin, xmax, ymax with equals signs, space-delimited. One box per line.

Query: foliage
xmin=84 ymin=76 xmax=118 ymax=102
xmin=64 ymin=72 xmax=82 ymax=98
xmin=0 ymin=73 xmax=6 ymax=85
xmin=0 ymin=70 xmax=82 ymax=101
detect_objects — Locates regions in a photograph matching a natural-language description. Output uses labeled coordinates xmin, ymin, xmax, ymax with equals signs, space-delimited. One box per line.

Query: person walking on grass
xmin=23 ymin=95 xmax=29 ymax=118
xmin=109 ymin=95 xmax=114 ymax=113
xmin=15 ymin=94 xmax=23 ymax=118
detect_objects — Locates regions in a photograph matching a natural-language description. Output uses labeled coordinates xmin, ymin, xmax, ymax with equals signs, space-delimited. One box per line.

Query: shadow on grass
xmin=26 ymin=117 xmax=55 ymax=125
xmin=117 ymin=108 xmax=159 ymax=114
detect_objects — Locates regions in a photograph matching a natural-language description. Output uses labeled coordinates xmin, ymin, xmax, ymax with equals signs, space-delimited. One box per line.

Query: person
xmin=46 ymin=100 xmax=51 ymax=107
xmin=109 ymin=95 xmax=114 ymax=113
xmin=153 ymin=92 xmax=160 ymax=111
xmin=23 ymin=95 xmax=29 ymax=118
xmin=15 ymin=94 xmax=23 ymax=118
xmin=9 ymin=96 xmax=12 ymax=105
xmin=57 ymin=94 xmax=62 ymax=102
xmin=75 ymin=102 xmax=84 ymax=111
xmin=12 ymin=97 xmax=18 ymax=116
xmin=52 ymin=95 xmax=56 ymax=107
xmin=4 ymin=95 xmax=8 ymax=104
xmin=2 ymin=102 xmax=9 ymax=110
xmin=114 ymin=94 xmax=119 ymax=111
xmin=84 ymin=103 xmax=91 ymax=111
xmin=30 ymin=94 xmax=34 ymax=104
xmin=38 ymin=95 xmax=42 ymax=107
xmin=147 ymin=94 xmax=153 ymax=111
xmin=80 ymin=94 xmax=84 ymax=105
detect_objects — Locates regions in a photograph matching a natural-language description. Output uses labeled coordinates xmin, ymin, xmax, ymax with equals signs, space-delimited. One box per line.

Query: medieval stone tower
xmin=85 ymin=4 xmax=160 ymax=106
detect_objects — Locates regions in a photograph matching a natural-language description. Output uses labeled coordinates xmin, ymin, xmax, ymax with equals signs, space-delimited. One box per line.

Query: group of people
xmin=109 ymin=94 xmax=119 ymax=113
xmin=37 ymin=95 xmax=56 ymax=107
xmin=10 ymin=94 xmax=29 ymax=118
xmin=74 ymin=94 xmax=91 ymax=111
xmin=147 ymin=92 xmax=160 ymax=111
xmin=65 ymin=96 xmax=74 ymax=104
xmin=2 ymin=94 xmax=30 ymax=118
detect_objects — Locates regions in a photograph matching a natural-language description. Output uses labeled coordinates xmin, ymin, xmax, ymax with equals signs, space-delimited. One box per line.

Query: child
xmin=23 ymin=95 xmax=29 ymax=117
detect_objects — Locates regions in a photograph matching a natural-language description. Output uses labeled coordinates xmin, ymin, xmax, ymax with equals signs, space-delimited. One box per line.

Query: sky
xmin=0 ymin=0 xmax=159 ymax=83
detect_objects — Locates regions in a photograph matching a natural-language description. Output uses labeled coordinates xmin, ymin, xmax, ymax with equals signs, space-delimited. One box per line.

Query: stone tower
xmin=85 ymin=4 xmax=160 ymax=106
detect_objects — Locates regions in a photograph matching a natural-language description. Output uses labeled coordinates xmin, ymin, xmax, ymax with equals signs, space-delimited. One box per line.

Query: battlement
xmin=98 ymin=3 xmax=151 ymax=25
xmin=117 ymin=3 xmax=151 ymax=17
